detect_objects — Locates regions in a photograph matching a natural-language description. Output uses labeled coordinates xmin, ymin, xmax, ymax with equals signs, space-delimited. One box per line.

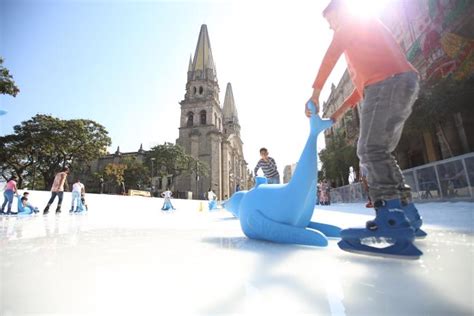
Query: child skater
xmin=17 ymin=196 xmax=38 ymax=215
xmin=207 ymin=188 xmax=217 ymax=211
xmin=307 ymin=0 xmax=426 ymax=258
xmin=161 ymin=188 xmax=175 ymax=211
xmin=1 ymin=175 xmax=18 ymax=215
xmin=21 ymin=192 xmax=40 ymax=213
xmin=70 ymin=179 xmax=86 ymax=213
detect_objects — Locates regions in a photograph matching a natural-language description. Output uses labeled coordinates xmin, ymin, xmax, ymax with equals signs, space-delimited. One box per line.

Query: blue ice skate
xmin=402 ymin=202 xmax=427 ymax=238
xmin=224 ymin=101 xmax=340 ymax=246
xmin=338 ymin=199 xmax=423 ymax=259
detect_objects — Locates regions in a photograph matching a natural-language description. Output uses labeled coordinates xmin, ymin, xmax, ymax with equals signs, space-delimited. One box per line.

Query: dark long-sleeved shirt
xmin=254 ymin=157 xmax=279 ymax=178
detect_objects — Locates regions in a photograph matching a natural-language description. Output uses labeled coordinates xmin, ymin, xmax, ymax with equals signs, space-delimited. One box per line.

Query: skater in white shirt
xmin=70 ymin=179 xmax=86 ymax=213
xmin=161 ymin=188 xmax=175 ymax=211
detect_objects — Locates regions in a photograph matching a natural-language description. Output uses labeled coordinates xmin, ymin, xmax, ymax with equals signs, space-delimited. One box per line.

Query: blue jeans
xmin=357 ymin=71 xmax=420 ymax=202
xmin=2 ymin=190 xmax=14 ymax=212
xmin=46 ymin=191 xmax=64 ymax=207
xmin=267 ymin=176 xmax=280 ymax=184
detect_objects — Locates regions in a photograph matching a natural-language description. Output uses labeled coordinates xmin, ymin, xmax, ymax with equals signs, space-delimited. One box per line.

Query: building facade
xmin=175 ymin=24 xmax=248 ymax=200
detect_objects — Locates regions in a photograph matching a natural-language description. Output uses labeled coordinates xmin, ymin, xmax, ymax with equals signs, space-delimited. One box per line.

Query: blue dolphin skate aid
xmin=74 ymin=199 xmax=86 ymax=213
xmin=0 ymin=108 xmax=7 ymax=116
xmin=225 ymin=100 xmax=340 ymax=246
xmin=161 ymin=200 xmax=175 ymax=211
xmin=222 ymin=177 xmax=267 ymax=218
xmin=338 ymin=199 xmax=423 ymax=259
xmin=17 ymin=196 xmax=34 ymax=215
xmin=208 ymin=199 xmax=218 ymax=211
xmin=71 ymin=192 xmax=86 ymax=213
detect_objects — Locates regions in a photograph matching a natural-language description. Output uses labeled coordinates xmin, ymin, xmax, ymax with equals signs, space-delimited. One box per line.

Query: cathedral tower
xmin=175 ymin=25 xmax=248 ymax=199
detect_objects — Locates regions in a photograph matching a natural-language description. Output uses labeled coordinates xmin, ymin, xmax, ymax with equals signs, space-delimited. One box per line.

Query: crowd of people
xmin=1 ymin=167 xmax=88 ymax=216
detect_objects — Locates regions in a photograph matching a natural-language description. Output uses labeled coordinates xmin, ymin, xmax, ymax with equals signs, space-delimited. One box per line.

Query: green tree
xmin=0 ymin=134 xmax=35 ymax=188
xmin=146 ymin=142 xmax=208 ymax=189
xmin=319 ymin=131 xmax=358 ymax=187
xmin=0 ymin=114 xmax=111 ymax=189
xmin=0 ymin=57 xmax=20 ymax=97
xmin=403 ymin=76 xmax=474 ymax=137
xmin=122 ymin=157 xmax=149 ymax=190
xmin=104 ymin=163 xmax=127 ymax=193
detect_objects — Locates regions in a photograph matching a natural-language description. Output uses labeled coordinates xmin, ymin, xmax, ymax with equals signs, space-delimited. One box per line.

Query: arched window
xmin=218 ymin=118 xmax=221 ymax=130
xmin=193 ymin=86 xmax=197 ymax=95
xmin=214 ymin=113 xmax=217 ymax=126
xmin=199 ymin=86 xmax=204 ymax=95
xmin=187 ymin=112 xmax=194 ymax=127
xmin=200 ymin=110 xmax=207 ymax=125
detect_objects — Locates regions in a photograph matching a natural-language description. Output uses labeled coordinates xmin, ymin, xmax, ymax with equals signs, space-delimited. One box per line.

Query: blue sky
xmin=0 ymin=0 xmax=348 ymax=170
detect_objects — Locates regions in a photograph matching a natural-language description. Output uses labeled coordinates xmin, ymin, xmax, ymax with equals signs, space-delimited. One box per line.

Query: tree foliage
xmin=0 ymin=57 xmax=20 ymax=97
xmin=0 ymin=114 xmax=111 ymax=189
xmin=104 ymin=163 xmax=127 ymax=186
xmin=122 ymin=157 xmax=149 ymax=190
xmin=403 ymin=75 xmax=474 ymax=137
xmin=319 ymin=131 xmax=358 ymax=187
xmin=145 ymin=142 xmax=209 ymax=179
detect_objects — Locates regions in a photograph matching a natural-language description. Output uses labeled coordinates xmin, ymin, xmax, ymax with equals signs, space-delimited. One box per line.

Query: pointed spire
xmin=138 ymin=143 xmax=145 ymax=154
xmin=188 ymin=55 xmax=193 ymax=72
xmin=115 ymin=146 xmax=121 ymax=156
xmin=222 ymin=83 xmax=239 ymax=124
xmin=190 ymin=24 xmax=217 ymax=81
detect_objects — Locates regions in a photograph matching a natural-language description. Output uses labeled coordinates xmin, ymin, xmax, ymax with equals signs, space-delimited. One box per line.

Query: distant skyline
xmin=0 ymin=0 xmax=349 ymax=171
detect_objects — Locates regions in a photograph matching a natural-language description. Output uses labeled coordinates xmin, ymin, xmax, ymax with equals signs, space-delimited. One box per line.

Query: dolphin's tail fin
xmin=243 ymin=209 xmax=328 ymax=247
xmin=307 ymin=221 xmax=341 ymax=238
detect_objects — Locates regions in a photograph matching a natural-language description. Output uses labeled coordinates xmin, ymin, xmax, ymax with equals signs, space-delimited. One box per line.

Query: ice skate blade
xmin=415 ymin=228 xmax=428 ymax=239
xmin=341 ymin=227 xmax=415 ymax=241
xmin=338 ymin=239 xmax=422 ymax=260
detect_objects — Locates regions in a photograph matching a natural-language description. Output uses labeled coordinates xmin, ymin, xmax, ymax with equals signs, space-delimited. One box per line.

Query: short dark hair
xmin=21 ymin=197 xmax=28 ymax=202
xmin=259 ymin=147 xmax=268 ymax=154
xmin=322 ymin=0 xmax=344 ymax=17
xmin=23 ymin=192 xmax=29 ymax=195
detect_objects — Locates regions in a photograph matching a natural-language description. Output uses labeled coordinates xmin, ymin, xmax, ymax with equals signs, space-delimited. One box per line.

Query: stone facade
xmin=175 ymin=25 xmax=248 ymax=200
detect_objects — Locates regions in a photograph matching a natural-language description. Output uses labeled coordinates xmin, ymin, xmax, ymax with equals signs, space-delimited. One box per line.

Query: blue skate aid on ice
xmin=402 ymin=202 xmax=427 ymax=238
xmin=74 ymin=200 xmax=86 ymax=213
xmin=338 ymin=199 xmax=423 ymax=259
xmin=17 ymin=196 xmax=35 ymax=215
xmin=71 ymin=192 xmax=86 ymax=213
xmin=208 ymin=200 xmax=218 ymax=211
xmin=231 ymin=101 xmax=340 ymax=246
xmin=223 ymin=177 xmax=267 ymax=218
xmin=0 ymin=108 xmax=7 ymax=116
xmin=161 ymin=201 xmax=175 ymax=211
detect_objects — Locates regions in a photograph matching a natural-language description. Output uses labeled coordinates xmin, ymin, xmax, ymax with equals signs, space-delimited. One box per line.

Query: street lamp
xmin=32 ymin=151 xmax=37 ymax=190
xmin=150 ymin=158 xmax=156 ymax=190
xmin=195 ymin=160 xmax=199 ymax=199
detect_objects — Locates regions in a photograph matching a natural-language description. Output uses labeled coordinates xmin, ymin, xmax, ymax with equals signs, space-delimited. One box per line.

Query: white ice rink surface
xmin=1 ymin=191 xmax=473 ymax=316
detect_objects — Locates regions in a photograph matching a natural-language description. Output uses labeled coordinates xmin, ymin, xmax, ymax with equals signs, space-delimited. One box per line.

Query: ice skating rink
xmin=1 ymin=191 xmax=473 ymax=316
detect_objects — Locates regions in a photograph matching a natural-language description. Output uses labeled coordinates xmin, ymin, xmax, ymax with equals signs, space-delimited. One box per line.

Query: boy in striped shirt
xmin=254 ymin=148 xmax=280 ymax=184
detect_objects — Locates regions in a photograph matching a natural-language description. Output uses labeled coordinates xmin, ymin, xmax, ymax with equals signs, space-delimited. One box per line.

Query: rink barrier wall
xmin=329 ymin=152 xmax=474 ymax=203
